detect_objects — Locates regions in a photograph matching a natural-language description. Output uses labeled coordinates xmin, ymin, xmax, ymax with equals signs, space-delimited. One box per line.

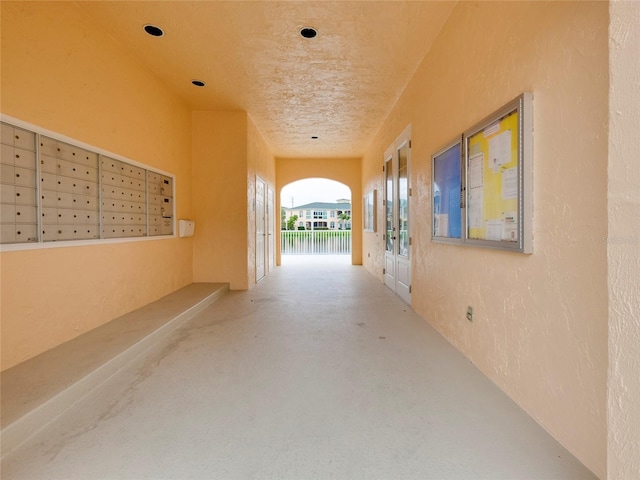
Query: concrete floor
xmin=2 ymin=256 xmax=597 ymax=479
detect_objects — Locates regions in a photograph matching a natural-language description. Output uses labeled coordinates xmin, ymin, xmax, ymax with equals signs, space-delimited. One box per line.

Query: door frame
xmin=267 ymin=185 xmax=275 ymax=273
xmin=256 ymin=176 xmax=266 ymax=283
xmin=383 ymin=125 xmax=412 ymax=304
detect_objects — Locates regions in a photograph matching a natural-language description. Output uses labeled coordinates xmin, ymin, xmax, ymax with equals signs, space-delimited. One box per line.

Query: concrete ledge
xmin=0 ymin=282 xmax=229 ymax=457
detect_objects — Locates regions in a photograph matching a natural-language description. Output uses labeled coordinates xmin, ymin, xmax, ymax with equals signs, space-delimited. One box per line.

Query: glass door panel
xmin=398 ymin=144 xmax=409 ymax=258
xmin=385 ymin=157 xmax=394 ymax=253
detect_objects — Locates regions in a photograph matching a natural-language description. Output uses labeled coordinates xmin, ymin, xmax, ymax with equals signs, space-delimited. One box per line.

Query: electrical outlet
xmin=466 ymin=306 xmax=473 ymax=322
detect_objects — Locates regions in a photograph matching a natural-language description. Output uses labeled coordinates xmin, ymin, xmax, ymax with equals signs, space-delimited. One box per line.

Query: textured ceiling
xmin=77 ymin=1 xmax=456 ymax=157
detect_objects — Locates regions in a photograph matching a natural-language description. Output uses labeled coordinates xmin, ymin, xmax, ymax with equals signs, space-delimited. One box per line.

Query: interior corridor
xmin=2 ymin=258 xmax=596 ymax=479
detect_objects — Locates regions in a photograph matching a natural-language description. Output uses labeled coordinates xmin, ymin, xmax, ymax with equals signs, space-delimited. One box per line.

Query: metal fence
xmin=281 ymin=230 xmax=351 ymax=255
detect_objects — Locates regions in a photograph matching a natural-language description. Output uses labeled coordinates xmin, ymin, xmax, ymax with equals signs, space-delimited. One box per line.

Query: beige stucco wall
xmin=192 ymin=112 xmax=275 ymax=290
xmin=4 ymin=3 xmax=637 ymax=476
xmin=0 ymin=2 xmax=194 ymax=370
xmin=276 ymin=157 xmax=362 ymax=266
xmin=362 ymin=148 xmax=385 ymax=277
xmin=607 ymin=1 xmax=640 ymax=478
xmin=247 ymin=116 xmax=277 ymax=285
xmin=362 ymin=2 xmax=608 ymax=476
xmin=192 ymin=111 xmax=249 ymax=290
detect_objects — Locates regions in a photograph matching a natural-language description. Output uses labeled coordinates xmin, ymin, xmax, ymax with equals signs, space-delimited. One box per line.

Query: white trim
xmin=0 ymin=234 xmax=175 ymax=252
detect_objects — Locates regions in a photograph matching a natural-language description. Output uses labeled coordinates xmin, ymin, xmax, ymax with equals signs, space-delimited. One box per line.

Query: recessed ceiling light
xmin=191 ymin=80 xmax=206 ymax=87
xmin=143 ymin=24 xmax=164 ymax=37
xmin=300 ymin=27 xmax=318 ymax=39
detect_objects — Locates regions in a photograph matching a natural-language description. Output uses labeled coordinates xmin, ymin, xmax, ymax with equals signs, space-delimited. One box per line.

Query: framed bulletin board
xmin=363 ymin=189 xmax=376 ymax=232
xmin=432 ymin=138 xmax=462 ymax=243
xmin=464 ymin=93 xmax=532 ymax=253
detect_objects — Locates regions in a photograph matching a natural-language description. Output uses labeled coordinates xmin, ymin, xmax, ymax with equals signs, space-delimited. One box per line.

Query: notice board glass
xmin=363 ymin=189 xmax=376 ymax=232
xmin=464 ymin=93 xmax=532 ymax=253
xmin=432 ymin=139 xmax=462 ymax=243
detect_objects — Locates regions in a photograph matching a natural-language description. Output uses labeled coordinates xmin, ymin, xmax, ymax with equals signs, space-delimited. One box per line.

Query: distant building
xmin=283 ymin=201 xmax=351 ymax=230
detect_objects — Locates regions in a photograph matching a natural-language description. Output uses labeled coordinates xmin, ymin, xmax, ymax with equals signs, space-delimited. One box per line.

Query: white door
xmin=384 ymin=127 xmax=412 ymax=304
xmin=384 ymin=154 xmax=396 ymax=290
xmin=256 ymin=177 xmax=266 ymax=282
xmin=267 ymin=185 xmax=275 ymax=272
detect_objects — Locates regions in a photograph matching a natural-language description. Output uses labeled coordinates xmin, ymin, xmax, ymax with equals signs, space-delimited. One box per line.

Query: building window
xmin=313 ymin=210 xmax=327 ymax=219
xmin=330 ymin=222 xmax=335 ymax=229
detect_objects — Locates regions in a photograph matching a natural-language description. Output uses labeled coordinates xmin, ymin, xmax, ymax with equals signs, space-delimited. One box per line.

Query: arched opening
xmin=280 ymin=178 xmax=352 ymax=262
xmin=276 ymin=157 xmax=362 ymax=266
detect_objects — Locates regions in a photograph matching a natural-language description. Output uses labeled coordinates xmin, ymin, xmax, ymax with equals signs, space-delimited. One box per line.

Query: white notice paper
xmin=502 ymin=167 xmax=518 ymax=199
xmin=488 ymin=130 xmax=511 ymax=173
xmin=483 ymin=122 xmax=500 ymax=137
xmin=468 ymin=153 xmax=485 ymax=231
xmin=486 ymin=220 xmax=504 ymax=241
xmin=468 ymin=189 xmax=483 ymax=229
xmin=468 ymin=153 xmax=484 ymax=189
xmin=502 ymin=211 xmax=518 ymax=241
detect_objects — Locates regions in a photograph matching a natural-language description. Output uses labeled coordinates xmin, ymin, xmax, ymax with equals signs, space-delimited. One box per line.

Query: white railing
xmin=281 ymin=230 xmax=351 ymax=255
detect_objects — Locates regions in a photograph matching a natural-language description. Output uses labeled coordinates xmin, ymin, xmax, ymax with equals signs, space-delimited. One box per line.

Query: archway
xmin=276 ymin=157 xmax=362 ymax=266
xmin=280 ymin=178 xmax=352 ymax=258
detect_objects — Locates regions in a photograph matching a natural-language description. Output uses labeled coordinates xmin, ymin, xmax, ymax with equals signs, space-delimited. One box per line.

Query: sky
xmin=280 ymin=178 xmax=351 ymax=209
